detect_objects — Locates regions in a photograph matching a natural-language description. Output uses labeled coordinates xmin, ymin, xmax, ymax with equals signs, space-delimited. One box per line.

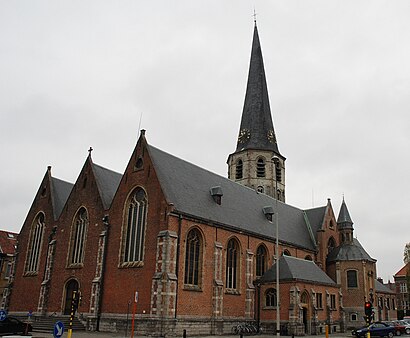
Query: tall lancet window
xmin=256 ymin=245 xmax=267 ymax=278
xmin=184 ymin=228 xmax=203 ymax=287
xmin=226 ymin=238 xmax=240 ymax=290
xmin=25 ymin=212 xmax=45 ymax=274
xmin=122 ymin=188 xmax=148 ymax=265
xmin=69 ymin=207 xmax=88 ymax=266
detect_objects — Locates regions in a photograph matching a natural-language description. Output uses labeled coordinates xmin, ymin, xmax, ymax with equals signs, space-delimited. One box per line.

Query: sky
xmin=1 ymin=1 xmax=409 ymax=282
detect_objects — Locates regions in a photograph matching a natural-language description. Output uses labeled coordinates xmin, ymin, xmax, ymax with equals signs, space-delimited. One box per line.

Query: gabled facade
xmin=394 ymin=263 xmax=410 ymax=318
xmin=6 ymin=23 xmax=385 ymax=336
xmin=0 ymin=230 xmax=17 ymax=307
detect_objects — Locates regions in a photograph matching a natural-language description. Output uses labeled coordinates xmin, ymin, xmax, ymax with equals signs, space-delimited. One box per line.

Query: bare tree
xmin=404 ymin=242 xmax=410 ymax=264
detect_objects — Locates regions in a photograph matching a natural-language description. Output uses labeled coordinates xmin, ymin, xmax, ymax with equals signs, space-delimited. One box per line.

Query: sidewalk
xmin=27 ymin=332 xmax=352 ymax=338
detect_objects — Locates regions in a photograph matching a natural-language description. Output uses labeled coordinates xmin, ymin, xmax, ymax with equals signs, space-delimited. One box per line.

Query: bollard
xmin=183 ymin=329 xmax=187 ymax=338
xmin=325 ymin=324 xmax=329 ymax=338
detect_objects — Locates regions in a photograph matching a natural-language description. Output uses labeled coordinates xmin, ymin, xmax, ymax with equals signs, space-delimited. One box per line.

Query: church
xmin=4 ymin=23 xmax=396 ymax=336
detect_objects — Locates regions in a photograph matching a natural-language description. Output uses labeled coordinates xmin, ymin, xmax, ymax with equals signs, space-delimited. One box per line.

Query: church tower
xmin=227 ymin=23 xmax=286 ymax=201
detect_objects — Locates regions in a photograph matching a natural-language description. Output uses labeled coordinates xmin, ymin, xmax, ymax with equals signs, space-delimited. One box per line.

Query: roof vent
xmin=210 ymin=186 xmax=223 ymax=205
xmin=263 ymin=206 xmax=274 ymax=221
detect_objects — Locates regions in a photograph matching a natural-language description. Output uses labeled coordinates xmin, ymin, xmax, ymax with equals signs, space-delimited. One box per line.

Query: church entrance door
xmin=300 ymin=291 xmax=311 ymax=334
xmin=63 ymin=279 xmax=79 ymax=315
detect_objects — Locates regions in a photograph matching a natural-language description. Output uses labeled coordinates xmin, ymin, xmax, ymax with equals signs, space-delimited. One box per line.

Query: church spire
xmin=227 ymin=24 xmax=286 ymax=202
xmin=236 ymin=23 xmax=279 ymax=154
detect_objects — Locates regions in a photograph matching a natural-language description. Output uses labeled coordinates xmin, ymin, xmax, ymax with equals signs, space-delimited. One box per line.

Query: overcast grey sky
xmin=1 ymin=1 xmax=409 ymax=281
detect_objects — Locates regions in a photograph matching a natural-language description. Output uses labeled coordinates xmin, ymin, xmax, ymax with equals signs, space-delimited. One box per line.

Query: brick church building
xmin=5 ymin=23 xmax=395 ymax=335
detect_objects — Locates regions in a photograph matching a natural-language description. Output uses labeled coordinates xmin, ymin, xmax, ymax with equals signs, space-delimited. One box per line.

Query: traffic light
xmin=364 ymin=301 xmax=373 ymax=324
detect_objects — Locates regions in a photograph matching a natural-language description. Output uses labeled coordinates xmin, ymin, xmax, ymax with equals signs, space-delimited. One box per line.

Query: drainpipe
xmin=174 ymin=214 xmax=182 ymax=318
xmin=96 ymin=215 xmax=110 ymax=331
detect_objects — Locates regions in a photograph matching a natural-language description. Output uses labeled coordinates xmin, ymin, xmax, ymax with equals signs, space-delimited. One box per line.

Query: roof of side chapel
xmin=147 ymin=142 xmax=326 ymax=251
xmin=259 ymin=255 xmax=336 ymax=285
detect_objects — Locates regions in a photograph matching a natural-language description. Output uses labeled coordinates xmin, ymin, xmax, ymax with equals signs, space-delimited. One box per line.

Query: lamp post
xmin=272 ymin=155 xmax=280 ymax=337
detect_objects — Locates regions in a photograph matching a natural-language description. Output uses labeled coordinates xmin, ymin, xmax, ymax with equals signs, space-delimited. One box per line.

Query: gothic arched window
xmin=257 ymin=158 xmax=266 ymax=177
xmin=69 ymin=207 xmax=88 ymax=265
xmin=266 ymin=288 xmax=277 ymax=307
xmin=327 ymin=237 xmax=336 ymax=254
xmin=122 ymin=188 xmax=148 ymax=264
xmin=25 ymin=212 xmax=45 ymax=274
xmin=184 ymin=228 xmax=203 ymax=287
xmin=283 ymin=249 xmax=291 ymax=256
xmin=256 ymin=245 xmax=267 ymax=278
xmin=226 ymin=238 xmax=239 ymax=290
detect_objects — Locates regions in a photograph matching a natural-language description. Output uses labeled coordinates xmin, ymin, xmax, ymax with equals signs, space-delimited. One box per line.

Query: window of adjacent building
xmin=386 ymin=298 xmax=390 ymax=309
xmin=265 ymin=288 xmax=277 ymax=307
xmin=25 ymin=212 xmax=45 ymax=274
xmin=257 ymin=186 xmax=264 ymax=193
xmin=235 ymin=160 xmax=243 ymax=179
xmin=400 ymin=283 xmax=408 ymax=293
xmin=305 ymin=255 xmax=313 ymax=261
xmin=256 ymin=158 xmax=266 ymax=178
xmin=5 ymin=263 xmax=11 ymax=279
xmin=351 ymin=313 xmax=358 ymax=321
xmin=256 ymin=245 xmax=267 ymax=278
xmin=184 ymin=228 xmax=202 ymax=287
xmin=316 ymin=293 xmax=323 ymax=309
xmin=68 ymin=207 xmax=88 ymax=266
xmin=347 ymin=270 xmax=358 ymax=288
xmin=330 ymin=294 xmax=336 ymax=309
xmin=378 ymin=297 xmax=384 ymax=309
xmin=226 ymin=238 xmax=239 ymax=290
xmin=122 ymin=188 xmax=148 ymax=265
xmin=283 ymin=249 xmax=291 ymax=256
xmin=392 ymin=298 xmax=396 ymax=310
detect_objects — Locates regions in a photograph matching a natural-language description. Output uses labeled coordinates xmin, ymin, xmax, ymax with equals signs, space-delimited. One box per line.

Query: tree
xmin=404 ymin=242 xmax=410 ymax=264
xmin=405 ymin=243 xmax=410 ymax=316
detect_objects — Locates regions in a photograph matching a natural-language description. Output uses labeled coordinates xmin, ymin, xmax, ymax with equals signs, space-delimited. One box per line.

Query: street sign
xmin=53 ymin=321 xmax=64 ymax=338
xmin=0 ymin=310 xmax=7 ymax=321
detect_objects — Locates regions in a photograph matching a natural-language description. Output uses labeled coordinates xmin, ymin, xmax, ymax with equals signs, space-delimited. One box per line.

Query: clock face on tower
xmin=238 ymin=129 xmax=251 ymax=143
xmin=267 ymin=130 xmax=276 ymax=144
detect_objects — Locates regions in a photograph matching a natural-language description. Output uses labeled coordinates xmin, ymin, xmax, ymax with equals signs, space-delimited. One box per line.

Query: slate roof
xmin=259 ymin=255 xmax=336 ymax=286
xmin=51 ymin=177 xmax=73 ymax=220
xmin=148 ymin=143 xmax=322 ymax=251
xmin=0 ymin=230 xmax=17 ymax=255
xmin=305 ymin=206 xmax=327 ymax=234
xmin=326 ymin=238 xmax=376 ymax=263
xmin=235 ymin=24 xmax=280 ymax=155
xmin=375 ymin=279 xmax=395 ymax=294
xmin=337 ymin=199 xmax=353 ymax=229
xmin=92 ymin=163 xmax=122 ymax=210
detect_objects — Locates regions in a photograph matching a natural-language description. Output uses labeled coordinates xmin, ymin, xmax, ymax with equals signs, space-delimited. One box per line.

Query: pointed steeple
xmin=337 ymin=198 xmax=354 ymax=230
xmin=236 ymin=23 xmax=279 ymax=154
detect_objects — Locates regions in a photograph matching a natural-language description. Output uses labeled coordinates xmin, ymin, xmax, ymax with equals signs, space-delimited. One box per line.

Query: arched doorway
xmin=300 ymin=291 xmax=311 ymax=334
xmin=63 ymin=279 xmax=79 ymax=315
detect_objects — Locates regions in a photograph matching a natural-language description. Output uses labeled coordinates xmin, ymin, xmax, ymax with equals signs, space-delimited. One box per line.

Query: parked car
xmin=0 ymin=317 xmax=32 ymax=336
xmin=352 ymin=322 xmax=395 ymax=338
xmin=385 ymin=321 xmax=407 ymax=336
xmin=396 ymin=320 xmax=410 ymax=335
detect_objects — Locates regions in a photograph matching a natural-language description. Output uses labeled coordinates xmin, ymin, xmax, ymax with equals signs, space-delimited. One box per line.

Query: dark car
xmin=352 ymin=322 xmax=395 ymax=338
xmin=0 ymin=316 xmax=32 ymax=336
